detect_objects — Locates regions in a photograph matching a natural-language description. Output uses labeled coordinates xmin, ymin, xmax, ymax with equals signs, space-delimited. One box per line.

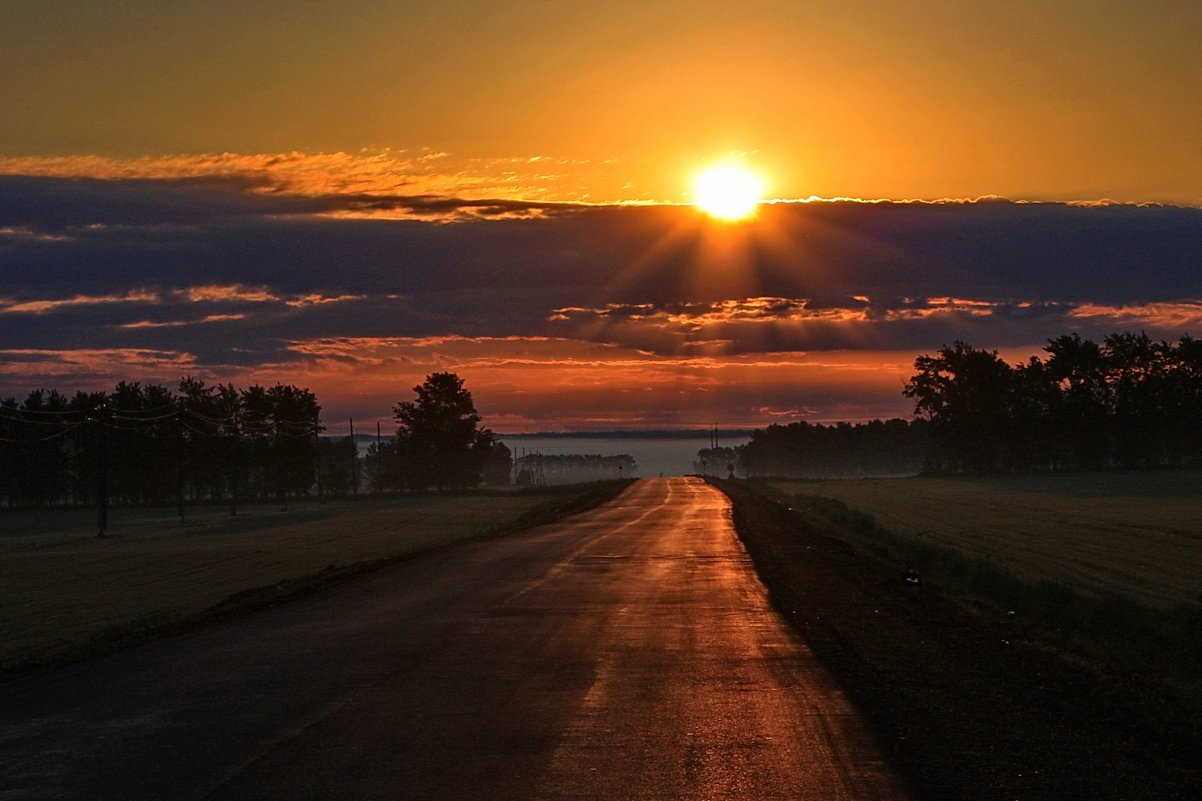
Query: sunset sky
xmin=3 ymin=1 xmax=1201 ymax=431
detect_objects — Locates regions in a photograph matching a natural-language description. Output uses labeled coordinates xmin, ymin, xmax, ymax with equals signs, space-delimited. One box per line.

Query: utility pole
xmin=349 ymin=416 xmax=358 ymax=497
xmin=279 ymin=416 xmax=288 ymax=512
xmin=314 ymin=426 xmax=323 ymax=504
xmin=376 ymin=420 xmax=383 ymax=494
xmin=96 ymin=403 xmax=109 ymax=537
xmin=706 ymin=420 xmax=716 ymax=476
xmin=176 ymin=399 xmax=185 ymax=526
xmin=230 ymin=408 xmax=239 ymax=516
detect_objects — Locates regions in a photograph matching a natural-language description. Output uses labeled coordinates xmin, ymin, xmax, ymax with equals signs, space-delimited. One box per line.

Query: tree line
xmin=2 ymin=371 xmax=528 ymax=513
xmin=700 ymin=330 xmax=1202 ymax=478
xmin=0 ymin=378 xmax=323 ymax=510
xmin=905 ymin=332 xmax=1202 ymax=473
xmin=12 ymin=329 xmax=1196 ymax=509
xmin=512 ymin=453 xmax=636 ymax=486
xmin=702 ymin=418 xmax=932 ymax=479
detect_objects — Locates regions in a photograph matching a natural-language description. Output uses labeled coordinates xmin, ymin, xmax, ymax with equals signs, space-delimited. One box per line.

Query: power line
xmin=0 ymin=421 xmax=90 ymax=443
xmin=0 ymin=410 xmax=81 ymax=426
xmin=106 ymin=403 xmax=178 ymax=416
xmin=0 ymin=405 xmax=83 ymax=416
xmin=112 ymin=410 xmax=181 ymax=423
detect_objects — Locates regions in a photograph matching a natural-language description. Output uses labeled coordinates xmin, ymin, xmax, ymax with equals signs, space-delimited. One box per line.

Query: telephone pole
xmin=349 ymin=416 xmax=358 ymax=497
xmin=376 ymin=420 xmax=383 ymax=494
xmin=314 ymin=426 xmax=323 ymax=504
xmin=95 ymin=403 xmax=109 ymax=537
xmin=176 ymin=399 xmax=185 ymax=526
xmin=230 ymin=408 xmax=239 ymax=516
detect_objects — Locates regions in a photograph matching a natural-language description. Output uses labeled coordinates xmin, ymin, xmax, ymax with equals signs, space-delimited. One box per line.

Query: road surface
xmin=0 ymin=478 xmax=912 ymax=800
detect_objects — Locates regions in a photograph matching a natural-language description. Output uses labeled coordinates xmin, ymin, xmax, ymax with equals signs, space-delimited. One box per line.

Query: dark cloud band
xmin=3 ymin=174 xmax=1202 ymax=424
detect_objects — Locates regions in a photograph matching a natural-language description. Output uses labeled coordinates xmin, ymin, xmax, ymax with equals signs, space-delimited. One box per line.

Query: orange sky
xmin=3 ymin=2 xmax=1202 ymax=432
xmin=3 ymin=1 xmax=1201 ymax=205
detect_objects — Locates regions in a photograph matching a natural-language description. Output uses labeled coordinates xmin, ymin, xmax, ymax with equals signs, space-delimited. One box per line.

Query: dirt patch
xmin=714 ymin=479 xmax=1202 ymax=801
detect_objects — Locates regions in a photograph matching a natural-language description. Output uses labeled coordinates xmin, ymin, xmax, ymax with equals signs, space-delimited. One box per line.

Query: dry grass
xmin=770 ymin=470 xmax=1202 ymax=609
xmin=0 ymin=494 xmax=554 ymax=669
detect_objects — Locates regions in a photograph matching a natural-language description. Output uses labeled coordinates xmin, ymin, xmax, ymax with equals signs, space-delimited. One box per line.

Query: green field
xmin=0 ymin=490 xmax=588 ymax=670
xmin=771 ymin=471 xmax=1202 ymax=610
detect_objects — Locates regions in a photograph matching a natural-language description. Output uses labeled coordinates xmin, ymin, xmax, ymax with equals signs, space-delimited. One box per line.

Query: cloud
xmin=118 ymin=314 xmax=247 ymax=329
xmin=173 ymin=284 xmax=280 ymax=303
xmin=3 ymin=172 xmax=1202 ymax=426
xmin=0 ymin=348 xmax=197 ymax=379
xmin=0 ymin=150 xmax=604 ymax=217
xmin=1067 ymin=301 xmax=1202 ymax=329
xmin=543 ymin=295 xmax=1151 ymax=355
xmin=0 ymin=290 xmax=159 ymax=314
xmin=0 ymin=175 xmax=591 ymax=234
xmin=0 ymin=150 xmax=497 ymax=197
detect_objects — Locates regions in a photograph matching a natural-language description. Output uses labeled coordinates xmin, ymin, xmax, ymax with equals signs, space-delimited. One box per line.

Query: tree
xmin=481 ymin=441 xmax=513 ymax=486
xmin=733 ymin=419 xmax=929 ymax=478
xmin=1043 ymin=334 xmax=1111 ymax=469
xmin=904 ymin=342 xmax=1021 ymax=473
xmin=393 ymin=373 xmax=495 ymax=490
xmin=904 ymin=332 xmax=1202 ymax=474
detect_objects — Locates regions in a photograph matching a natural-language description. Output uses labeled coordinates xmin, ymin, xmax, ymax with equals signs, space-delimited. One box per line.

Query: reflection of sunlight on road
xmin=534 ymin=477 xmax=913 ymax=800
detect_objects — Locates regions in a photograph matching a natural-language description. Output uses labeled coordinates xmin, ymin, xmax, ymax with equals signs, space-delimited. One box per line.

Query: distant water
xmin=498 ymin=434 xmax=751 ymax=478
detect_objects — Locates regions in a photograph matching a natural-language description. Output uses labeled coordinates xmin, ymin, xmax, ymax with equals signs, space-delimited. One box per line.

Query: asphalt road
xmin=0 ymin=478 xmax=912 ymax=800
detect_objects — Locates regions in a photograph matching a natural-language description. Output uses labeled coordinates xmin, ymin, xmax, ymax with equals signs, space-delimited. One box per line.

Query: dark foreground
xmin=717 ymin=479 xmax=1202 ymax=801
xmin=0 ymin=478 xmax=910 ymax=800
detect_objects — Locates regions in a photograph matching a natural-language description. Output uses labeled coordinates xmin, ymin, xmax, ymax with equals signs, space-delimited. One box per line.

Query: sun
xmin=693 ymin=164 xmax=765 ymax=221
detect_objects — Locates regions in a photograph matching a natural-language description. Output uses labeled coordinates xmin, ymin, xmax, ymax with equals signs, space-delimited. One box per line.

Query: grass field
xmin=770 ymin=470 xmax=1202 ymax=609
xmin=763 ymin=471 xmax=1202 ymax=710
xmin=718 ymin=479 xmax=1202 ymax=800
xmin=0 ymin=487 xmax=615 ymax=671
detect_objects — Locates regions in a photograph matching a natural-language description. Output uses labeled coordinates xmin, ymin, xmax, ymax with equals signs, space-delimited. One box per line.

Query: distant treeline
xmin=697 ymin=330 xmax=1202 ymax=478
xmin=363 ymin=438 xmax=512 ymax=492
xmin=700 ymin=418 xmax=931 ymax=479
xmin=906 ymin=333 xmax=1202 ymax=473
xmin=511 ymin=429 xmax=754 ymax=440
xmin=0 ymin=378 xmax=324 ymax=509
xmin=512 ymin=453 xmax=636 ymax=486
xmin=1 ymin=373 xmax=526 ymax=509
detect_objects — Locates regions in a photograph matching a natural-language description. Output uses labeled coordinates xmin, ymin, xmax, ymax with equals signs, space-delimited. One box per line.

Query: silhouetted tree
xmin=9 ymin=390 xmax=71 ymax=506
xmin=905 ymin=331 xmax=1202 ymax=473
xmin=905 ymin=342 xmax=1021 ymax=472
xmin=364 ymin=438 xmax=400 ymax=492
xmin=178 ymin=377 xmax=238 ymax=501
xmin=0 ymin=377 xmax=324 ymax=509
xmin=105 ymin=381 xmax=176 ymax=505
xmin=694 ymin=447 xmax=738 ymax=476
xmin=393 ymin=373 xmax=495 ymax=490
xmin=261 ymin=383 xmax=322 ymax=498
xmin=513 ymin=452 xmax=633 ymax=485
xmin=733 ymin=418 xmax=930 ymax=478
xmin=317 ymin=437 xmax=354 ymax=496
xmin=1043 ymin=334 xmax=1111 ymax=469
xmin=482 ymin=441 xmax=513 ymax=486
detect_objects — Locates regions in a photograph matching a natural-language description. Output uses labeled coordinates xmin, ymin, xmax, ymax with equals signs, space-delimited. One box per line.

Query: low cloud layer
xmin=3 ymin=172 xmax=1201 ymax=428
